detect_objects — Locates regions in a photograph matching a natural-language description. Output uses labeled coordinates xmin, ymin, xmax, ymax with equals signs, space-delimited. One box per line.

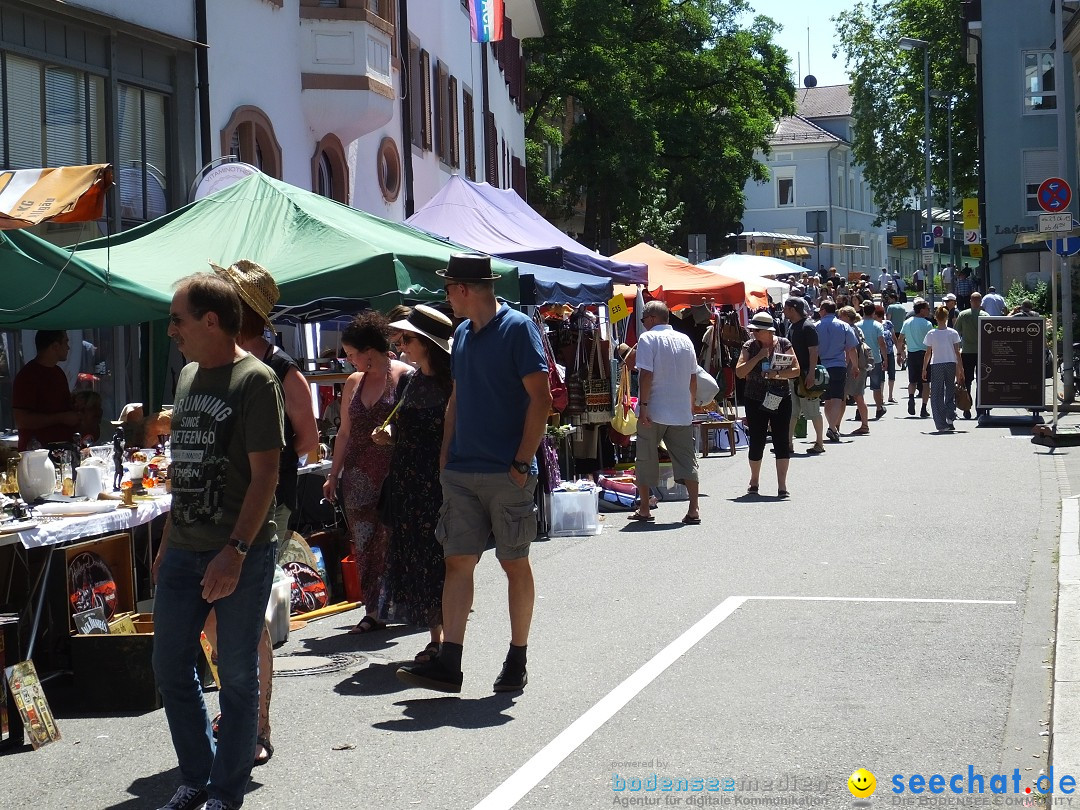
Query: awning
xmin=0 ymin=164 xmax=112 ymax=229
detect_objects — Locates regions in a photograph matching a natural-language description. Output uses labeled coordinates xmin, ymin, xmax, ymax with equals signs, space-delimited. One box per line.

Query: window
xmin=463 ymin=89 xmax=476 ymax=180
xmin=1024 ymin=50 xmax=1057 ymax=112
xmin=220 ymin=105 xmax=282 ymax=179
xmin=1023 ymin=148 xmax=1058 ymax=214
xmin=118 ymin=84 xmax=169 ymax=223
xmin=312 ymin=133 xmax=348 ymax=204
xmin=775 ymin=167 xmax=795 ymax=207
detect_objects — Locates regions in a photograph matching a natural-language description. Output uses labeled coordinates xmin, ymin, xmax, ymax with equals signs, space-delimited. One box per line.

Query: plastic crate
xmin=549 ymin=488 xmax=602 ymax=536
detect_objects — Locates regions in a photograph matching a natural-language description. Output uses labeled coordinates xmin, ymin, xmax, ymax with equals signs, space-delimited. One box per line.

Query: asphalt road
xmin=2 ymin=403 xmax=1062 ymax=810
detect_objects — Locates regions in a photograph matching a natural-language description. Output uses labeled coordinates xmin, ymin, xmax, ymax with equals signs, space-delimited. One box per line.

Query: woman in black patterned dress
xmin=374 ymin=305 xmax=455 ymax=663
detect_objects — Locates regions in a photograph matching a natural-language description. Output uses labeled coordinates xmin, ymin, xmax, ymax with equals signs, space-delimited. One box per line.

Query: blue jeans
xmin=152 ymin=542 xmax=275 ymax=808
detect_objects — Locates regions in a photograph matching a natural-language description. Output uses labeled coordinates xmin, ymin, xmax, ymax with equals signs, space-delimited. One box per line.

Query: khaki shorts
xmin=790 ymin=391 xmax=822 ymax=421
xmin=437 ymin=468 xmax=538 ymax=561
xmin=635 ymin=422 xmax=698 ymax=488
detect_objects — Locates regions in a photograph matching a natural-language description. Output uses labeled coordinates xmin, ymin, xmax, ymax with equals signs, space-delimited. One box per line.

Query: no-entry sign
xmin=1038 ymin=177 xmax=1072 ymax=213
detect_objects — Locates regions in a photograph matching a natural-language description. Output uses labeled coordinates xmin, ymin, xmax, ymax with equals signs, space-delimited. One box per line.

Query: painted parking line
xmin=471 ymin=594 xmax=1017 ymax=810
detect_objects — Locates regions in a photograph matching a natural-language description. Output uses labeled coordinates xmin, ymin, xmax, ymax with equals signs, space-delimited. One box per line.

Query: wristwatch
xmin=511 ymin=459 xmax=531 ymax=475
xmin=228 ymin=537 xmax=251 ymax=557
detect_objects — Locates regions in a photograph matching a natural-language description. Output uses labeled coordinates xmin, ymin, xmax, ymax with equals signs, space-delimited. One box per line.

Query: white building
xmin=741 ymin=84 xmax=886 ymax=275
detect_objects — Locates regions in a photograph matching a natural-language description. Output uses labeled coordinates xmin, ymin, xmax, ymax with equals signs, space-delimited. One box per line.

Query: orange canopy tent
xmin=611 ymin=242 xmax=766 ymax=309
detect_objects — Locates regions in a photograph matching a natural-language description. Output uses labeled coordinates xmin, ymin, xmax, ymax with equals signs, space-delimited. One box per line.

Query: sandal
xmin=347 ymin=616 xmax=387 ymax=635
xmin=253 ymin=735 xmax=274 ymax=766
xmin=778 ymin=490 xmax=791 ymax=499
xmin=851 ymin=426 xmax=870 ymax=436
xmin=681 ymin=515 xmax=702 ymax=525
xmin=628 ymin=513 xmax=655 ymax=522
xmin=747 ymin=484 xmax=759 ymax=494
xmin=415 ymin=641 xmax=441 ymax=664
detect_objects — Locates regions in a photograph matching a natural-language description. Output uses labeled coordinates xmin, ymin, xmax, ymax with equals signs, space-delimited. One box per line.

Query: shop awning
xmin=0 ymin=164 xmax=112 ymax=229
xmin=611 ymin=243 xmax=756 ymax=308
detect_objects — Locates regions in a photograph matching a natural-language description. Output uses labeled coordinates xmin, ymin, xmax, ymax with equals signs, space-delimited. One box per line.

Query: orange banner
xmin=0 ymin=164 xmax=112 ymax=229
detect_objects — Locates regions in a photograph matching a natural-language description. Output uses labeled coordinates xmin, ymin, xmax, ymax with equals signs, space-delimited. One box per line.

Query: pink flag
xmin=469 ymin=0 xmax=504 ymax=43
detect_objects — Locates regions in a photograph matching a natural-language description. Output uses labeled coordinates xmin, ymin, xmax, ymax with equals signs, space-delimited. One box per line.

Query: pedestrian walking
xmin=396 ymin=254 xmax=551 ymax=694
xmin=628 ymin=300 xmax=701 ymax=523
xmin=783 ymin=297 xmax=825 ymax=454
xmin=736 ymin=312 xmax=800 ymax=497
xmin=152 ymin=272 xmax=285 ymax=810
xmin=815 ymin=299 xmax=859 ymax=443
xmin=899 ymin=299 xmax=934 ymax=419
xmin=982 ymin=286 xmax=1006 ymax=316
xmin=952 ymin=292 xmax=985 ymax=419
xmin=923 ymin=306 xmax=964 ymax=432
xmin=857 ymin=301 xmax=888 ymax=419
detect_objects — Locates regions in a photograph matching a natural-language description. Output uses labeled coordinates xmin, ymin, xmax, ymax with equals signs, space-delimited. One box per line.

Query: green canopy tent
xmin=2 ymin=171 xmax=518 ymax=408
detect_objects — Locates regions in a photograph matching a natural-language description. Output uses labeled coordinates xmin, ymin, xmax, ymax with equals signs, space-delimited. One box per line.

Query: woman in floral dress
xmin=323 ymin=311 xmax=411 ymax=633
xmin=374 ymin=305 xmax=454 ymax=662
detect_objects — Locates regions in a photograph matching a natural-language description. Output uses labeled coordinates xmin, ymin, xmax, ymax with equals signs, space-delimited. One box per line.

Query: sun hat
xmin=944 ymin=293 xmax=957 ymax=301
xmin=435 ymin=253 xmax=499 ymax=281
xmin=110 ymin=402 xmax=144 ymax=427
xmin=748 ymin=312 xmax=776 ymax=332
xmin=389 ymin=304 xmax=455 ymax=354
xmin=210 ymin=259 xmax=280 ymax=333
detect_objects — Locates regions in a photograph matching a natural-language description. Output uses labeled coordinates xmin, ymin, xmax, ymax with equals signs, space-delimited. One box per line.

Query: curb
xmin=1054 ymin=497 xmax=1080 ymax=773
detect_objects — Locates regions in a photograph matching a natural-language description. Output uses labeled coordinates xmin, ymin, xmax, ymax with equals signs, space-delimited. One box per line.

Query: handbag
xmin=610 ymin=364 xmax=638 ymax=437
xmin=582 ymin=334 xmax=613 ymax=425
xmin=694 ymin=366 xmax=720 ymax=406
xmin=956 ymin=387 xmax=973 ymax=411
xmin=564 ymin=330 xmax=587 ymax=417
xmin=535 ymin=313 xmax=568 ymax=412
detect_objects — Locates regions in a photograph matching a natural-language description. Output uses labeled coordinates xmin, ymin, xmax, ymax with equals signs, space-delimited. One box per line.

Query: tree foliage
xmin=524 ymin=0 xmax=795 ymax=255
xmin=834 ymin=0 xmax=977 ymax=223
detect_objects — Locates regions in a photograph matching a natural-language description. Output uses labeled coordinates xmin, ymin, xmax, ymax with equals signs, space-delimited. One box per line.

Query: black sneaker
xmin=396 ymin=658 xmax=463 ymax=693
xmin=963 ymin=410 xmax=972 ymax=420
xmin=493 ymin=660 xmax=528 ymax=692
xmin=920 ymin=405 xmax=929 ymax=418
xmin=157 ymin=785 xmax=207 ymax=810
xmin=907 ymin=398 xmax=916 ymax=415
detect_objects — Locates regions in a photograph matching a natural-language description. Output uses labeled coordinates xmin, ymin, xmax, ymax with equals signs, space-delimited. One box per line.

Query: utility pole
xmin=1056 ymin=0 xmax=1075 ymax=402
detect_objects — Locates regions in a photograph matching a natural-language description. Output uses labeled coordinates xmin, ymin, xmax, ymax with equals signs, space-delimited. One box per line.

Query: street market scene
xmin=3 ymin=1 xmax=1080 ymax=809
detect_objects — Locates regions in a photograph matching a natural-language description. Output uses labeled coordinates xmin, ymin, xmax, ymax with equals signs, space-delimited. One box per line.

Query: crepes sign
xmin=0 ymin=163 xmax=112 ymax=229
xmin=976 ymin=316 xmax=1045 ymax=409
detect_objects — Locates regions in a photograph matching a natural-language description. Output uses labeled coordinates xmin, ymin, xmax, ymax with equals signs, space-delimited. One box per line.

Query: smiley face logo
xmin=848 ymin=768 xmax=876 ymax=798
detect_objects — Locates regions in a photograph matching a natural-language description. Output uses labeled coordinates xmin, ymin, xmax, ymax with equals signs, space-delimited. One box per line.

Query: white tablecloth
xmin=0 ymin=496 xmax=171 ymax=550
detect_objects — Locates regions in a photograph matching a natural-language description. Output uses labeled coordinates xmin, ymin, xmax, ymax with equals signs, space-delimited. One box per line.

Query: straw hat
xmin=210 ymin=259 xmax=280 ymax=332
xmin=389 ymin=304 xmax=454 ymax=354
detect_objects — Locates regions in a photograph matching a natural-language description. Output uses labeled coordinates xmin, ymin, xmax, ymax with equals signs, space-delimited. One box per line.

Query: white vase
xmin=17 ymin=449 xmax=56 ymax=502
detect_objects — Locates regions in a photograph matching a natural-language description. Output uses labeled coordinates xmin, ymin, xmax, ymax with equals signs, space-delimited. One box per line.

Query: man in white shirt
xmin=632 ymin=301 xmax=700 ymax=525
xmin=877 ymin=267 xmax=894 ymax=293
xmin=982 ymin=286 xmax=1006 ymax=316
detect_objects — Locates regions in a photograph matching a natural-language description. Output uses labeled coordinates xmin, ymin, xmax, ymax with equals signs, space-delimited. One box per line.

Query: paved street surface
xmin=4 ymin=402 xmax=1069 ymax=810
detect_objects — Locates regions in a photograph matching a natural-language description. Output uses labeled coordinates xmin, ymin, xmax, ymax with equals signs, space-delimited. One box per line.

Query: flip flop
xmin=414 ymin=641 xmax=441 ymax=664
xmin=681 ymin=515 xmax=702 ymax=525
xmin=253 ymin=736 xmax=274 ymax=767
xmin=347 ymin=616 xmax=387 ymax=635
xmin=628 ymin=513 xmax=655 ymax=522
xmin=778 ymin=490 xmax=791 ymax=499
xmin=747 ymin=484 xmax=759 ymax=493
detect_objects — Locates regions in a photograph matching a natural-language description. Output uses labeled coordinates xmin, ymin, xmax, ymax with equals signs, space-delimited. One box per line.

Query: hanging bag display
xmin=582 ymin=334 xmax=614 ymax=425
xmin=564 ymin=329 xmax=587 ymax=418
xmin=610 ymin=363 xmax=637 ymax=437
xmin=534 ymin=313 xmax=568 ymax=412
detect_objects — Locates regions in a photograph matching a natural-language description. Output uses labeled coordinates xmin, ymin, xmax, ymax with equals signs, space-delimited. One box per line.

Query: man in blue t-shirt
xmin=899 ymin=299 xmax=935 ymax=418
xmin=397 ymin=254 xmax=550 ymax=696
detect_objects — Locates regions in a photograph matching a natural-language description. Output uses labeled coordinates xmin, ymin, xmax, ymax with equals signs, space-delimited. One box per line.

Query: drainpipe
xmin=481 ymin=42 xmax=491 ymax=183
xmin=194 ymin=0 xmax=212 ymax=167
xmin=399 ymin=0 xmax=415 ymax=217
xmin=826 ymin=142 xmax=842 ymax=270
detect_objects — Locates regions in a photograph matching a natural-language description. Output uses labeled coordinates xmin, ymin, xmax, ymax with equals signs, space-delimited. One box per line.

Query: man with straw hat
xmin=204 ymin=260 xmax=319 ymax=768
xmin=152 ymin=271 xmax=284 ymax=810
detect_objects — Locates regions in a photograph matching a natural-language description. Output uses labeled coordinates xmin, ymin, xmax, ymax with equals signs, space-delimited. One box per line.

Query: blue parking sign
xmin=921 ymin=232 xmax=933 ymax=249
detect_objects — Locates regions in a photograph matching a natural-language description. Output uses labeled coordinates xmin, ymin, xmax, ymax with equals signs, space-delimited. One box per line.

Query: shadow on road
xmin=371 ymin=693 xmax=518 ymax=732
xmin=104 ymin=767 xmax=266 ymax=810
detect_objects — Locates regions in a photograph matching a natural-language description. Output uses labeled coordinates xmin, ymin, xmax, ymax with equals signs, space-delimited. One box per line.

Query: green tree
xmin=524 ymin=0 xmax=794 ymax=255
xmin=834 ymin=0 xmax=978 ymax=223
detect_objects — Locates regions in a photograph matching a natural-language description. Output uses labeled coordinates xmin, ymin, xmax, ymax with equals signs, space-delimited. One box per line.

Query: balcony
xmin=299 ymin=1 xmax=395 ymax=144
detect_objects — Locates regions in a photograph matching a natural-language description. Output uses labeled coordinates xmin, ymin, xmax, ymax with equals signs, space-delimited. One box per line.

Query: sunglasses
xmin=400 ymin=333 xmax=417 ymax=344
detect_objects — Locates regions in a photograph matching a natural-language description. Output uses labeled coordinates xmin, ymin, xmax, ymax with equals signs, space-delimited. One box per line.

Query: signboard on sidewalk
xmin=976 ymin=316 xmax=1045 ymax=410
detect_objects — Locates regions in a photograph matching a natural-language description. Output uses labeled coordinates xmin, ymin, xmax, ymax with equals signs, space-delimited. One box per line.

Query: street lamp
xmin=899 ymin=35 xmax=933 ymax=307
xmin=930 ymin=90 xmax=957 ymax=273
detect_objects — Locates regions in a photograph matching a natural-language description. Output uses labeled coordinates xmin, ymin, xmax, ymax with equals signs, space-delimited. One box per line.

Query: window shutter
xmin=6 ymin=54 xmax=43 ymax=168
xmin=409 ymin=42 xmax=423 ymax=148
xmin=511 ymin=156 xmax=525 ymax=199
xmin=449 ymin=76 xmax=459 ymax=168
xmin=484 ymin=111 xmax=498 ymax=185
xmin=420 ymin=50 xmax=432 ymax=151
xmin=463 ymin=90 xmax=476 ymax=180
xmin=434 ymin=60 xmax=446 ymax=162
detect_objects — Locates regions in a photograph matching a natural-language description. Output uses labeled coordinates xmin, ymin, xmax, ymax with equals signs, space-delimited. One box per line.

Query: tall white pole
xmin=923 ymin=47 xmax=934 ymax=310
xmin=1056 ymin=0 xmax=1074 ymax=404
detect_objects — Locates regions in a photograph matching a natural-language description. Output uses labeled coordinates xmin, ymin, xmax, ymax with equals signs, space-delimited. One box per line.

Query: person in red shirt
xmin=13 ymin=330 xmax=78 ymax=451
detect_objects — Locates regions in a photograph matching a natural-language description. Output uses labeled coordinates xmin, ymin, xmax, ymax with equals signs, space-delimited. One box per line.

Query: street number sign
xmin=1038 ymin=177 xmax=1072 ymax=212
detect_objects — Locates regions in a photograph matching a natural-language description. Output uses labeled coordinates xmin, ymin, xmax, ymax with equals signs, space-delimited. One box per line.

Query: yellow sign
xmin=963 ymin=197 xmax=980 ymax=229
xmin=607 ymin=295 xmax=630 ymax=324
xmin=891 ymin=236 xmax=909 ymax=248
xmin=969 ymin=244 xmax=983 ymax=258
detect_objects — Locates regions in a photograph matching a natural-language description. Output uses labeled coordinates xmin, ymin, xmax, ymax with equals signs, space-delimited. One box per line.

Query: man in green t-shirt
xmin=953 ymin=291 xmax=985 ymax=419
xmin=151 ymin=272 xmax=284 ymax=810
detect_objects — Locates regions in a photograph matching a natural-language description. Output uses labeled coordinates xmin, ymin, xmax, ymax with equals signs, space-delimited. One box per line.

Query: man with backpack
xmin=783 ymin=297 xmax=825 ymax=454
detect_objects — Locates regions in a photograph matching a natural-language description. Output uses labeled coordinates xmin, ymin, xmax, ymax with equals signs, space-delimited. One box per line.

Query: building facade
xmin=741 ymin=84 xmax=886 ymax=276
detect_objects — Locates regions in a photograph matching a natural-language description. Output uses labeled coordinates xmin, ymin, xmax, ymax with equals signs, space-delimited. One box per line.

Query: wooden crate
xmin=70 ymin=613 xmax=160 ymax=713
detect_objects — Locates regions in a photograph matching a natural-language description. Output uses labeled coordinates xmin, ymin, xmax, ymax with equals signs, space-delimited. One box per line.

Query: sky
xmin=740 ymin=0 xmax=858 ymax=89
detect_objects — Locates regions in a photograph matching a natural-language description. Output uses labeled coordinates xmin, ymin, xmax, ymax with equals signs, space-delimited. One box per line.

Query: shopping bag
xmin=794 ymin=415 xmax=807 ymax=439
xmin=582 ymin=334 xmax=613 ymax=425
xmin=610 ymin=364 xmax=637 ymax=436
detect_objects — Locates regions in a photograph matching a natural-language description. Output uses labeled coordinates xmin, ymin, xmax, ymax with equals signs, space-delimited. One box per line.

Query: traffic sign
xmin=1039 ymin=212 xmax=1072 ymax=232
xmin=1038 ymin=177 xmax=1072 ymax=212
xmin=921 ymin=232 xmax=933 ymax=249
xmin=932 ymin=224 xmax=945 ymax=244
xmin=1046 ymin=219 xmax=1080 ymax=256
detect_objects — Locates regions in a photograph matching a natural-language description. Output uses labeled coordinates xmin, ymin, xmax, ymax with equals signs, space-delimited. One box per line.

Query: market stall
xmin=611 ymin=242 xmax=757 ymax=309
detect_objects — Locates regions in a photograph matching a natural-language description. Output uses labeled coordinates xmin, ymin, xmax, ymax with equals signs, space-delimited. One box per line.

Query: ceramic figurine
xmin=112 ymin=426 xmax=125 ymax=491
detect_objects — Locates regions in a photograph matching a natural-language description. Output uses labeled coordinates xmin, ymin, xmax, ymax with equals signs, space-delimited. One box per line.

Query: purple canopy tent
xmin=406 ymin=175 xmax=648 ymax=286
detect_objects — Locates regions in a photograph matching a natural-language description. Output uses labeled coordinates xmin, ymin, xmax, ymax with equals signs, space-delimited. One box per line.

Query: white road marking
xmin=471 ymin=594 xmax=1015 ymax=810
